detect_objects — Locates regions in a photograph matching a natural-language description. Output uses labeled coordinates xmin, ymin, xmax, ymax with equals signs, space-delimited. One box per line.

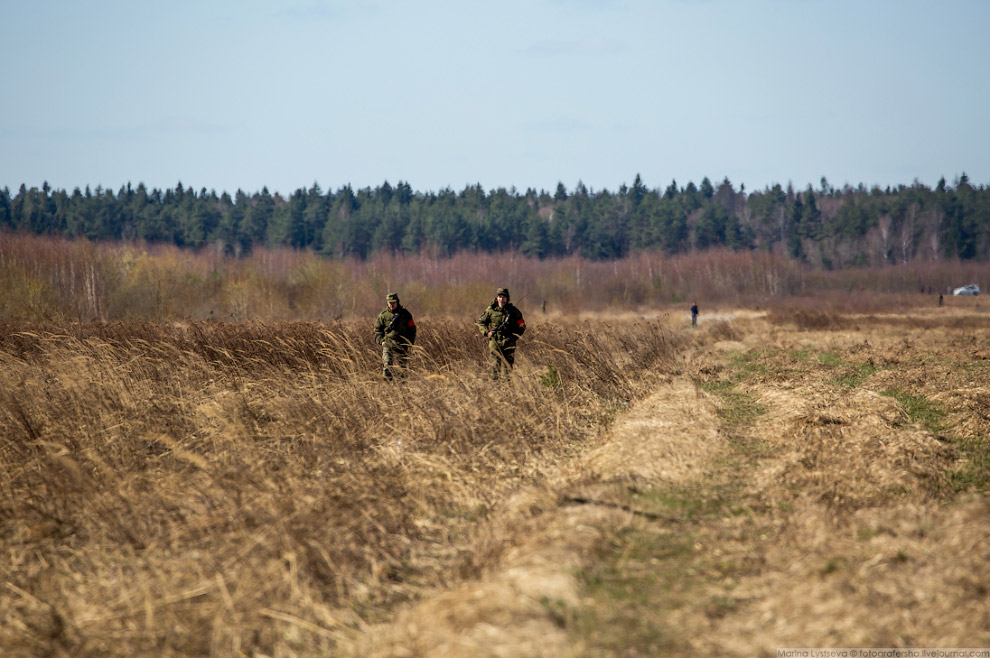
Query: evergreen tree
xmin=372 ymin=202 xmax=406 ymax=253
xmin=378 ymin=180 xmax=394 ymax=206
xmin=683 ymin=181 xmax=701 ymax=212
xmin=695 ymin=200 xmax=729 ymax=250
xmin=195 ymin=188 xmax=222 ymax=246
xmin=699 ymin=176 xmax=714 ymax=200
xmin=269 ymin=188 xmax=308 ymax=248
xmin=521 ymin=214 xmax=549 ymax=258
xmin=657 ymin=198 xmax=688 ymax=253
xmin=216 ymin=190 xmax=247 ymax=255
xmin=629 ymin=173 xmax=647 ymax=206
xmin=321 ymin=185 xmax=356 ymax=257
xmin=5 ymin=175 xmax=990 ymax=264
xmin=0 ymin=187 xmax=12 ymax=230
xmin=787 ymin=194 xmax=805 ymax=259
xmin=395 ymin=180 xmax=414 ymax=205
xmin=303 ymin=183 xmax=330 ymax=251
xmin=663 ymin=179 xmax=678 ymax=200
xmin=243 ymin=187 xmax=274 ymax=248
xmin=798 ymin=188 xmax=822 ymax=242
xmin=715 ymin=178 xmax=737 ymax=213
xmin=400 ymin=211 xmax=425 ymax=254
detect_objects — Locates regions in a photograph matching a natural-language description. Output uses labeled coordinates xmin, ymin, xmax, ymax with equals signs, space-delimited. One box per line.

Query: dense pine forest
xmin=3 ymin=173 xmax=989 ymax=266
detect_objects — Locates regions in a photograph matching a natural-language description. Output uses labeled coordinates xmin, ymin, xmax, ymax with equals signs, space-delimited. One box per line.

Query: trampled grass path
xmin=346 ymin=311 xmax=990 ymax=656
xmin=345 ymin=375 xmax=724 ymax=657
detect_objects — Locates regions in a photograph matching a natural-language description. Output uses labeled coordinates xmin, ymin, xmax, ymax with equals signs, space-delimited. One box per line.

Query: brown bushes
xmin=766 ymin=309 xmax=846 ymax=330
xmin=6 ymin=231 xmax=990 ymax=322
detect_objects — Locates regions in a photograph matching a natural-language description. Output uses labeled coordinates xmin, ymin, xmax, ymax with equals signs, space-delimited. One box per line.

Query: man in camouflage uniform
xmin=374 ymin=292 xmax=416 ymax=380
xmin=476 ymin=287 xmax=526 ymax=380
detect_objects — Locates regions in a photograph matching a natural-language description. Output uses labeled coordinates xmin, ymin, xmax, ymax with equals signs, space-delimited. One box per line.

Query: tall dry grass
xmin=0 ymin=314 xmax=683 ymax=657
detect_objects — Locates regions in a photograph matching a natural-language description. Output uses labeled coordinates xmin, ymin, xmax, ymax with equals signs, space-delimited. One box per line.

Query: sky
xmin=2 ymin=0 xmax=989 ymax=198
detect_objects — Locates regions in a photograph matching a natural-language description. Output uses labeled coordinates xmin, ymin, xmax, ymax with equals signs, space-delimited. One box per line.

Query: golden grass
xmin=3 ymin=298 xmax=990 ymax=656
xmin=590 ymin=313 xmax=990 ymax=656
xmin=347 ymin=375 xmax=725 ymax=658
xmin=0 ymin=315 xmax=682 ymax=657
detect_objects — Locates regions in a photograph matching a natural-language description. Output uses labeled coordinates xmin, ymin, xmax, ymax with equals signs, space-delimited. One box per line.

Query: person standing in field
xmin=476 ymin=287 xmax=526 ymax=380
xmin=374 ymin=292 xmax=416 ymax=380
xmin=690 ymin=301 xmax=699 ymax=327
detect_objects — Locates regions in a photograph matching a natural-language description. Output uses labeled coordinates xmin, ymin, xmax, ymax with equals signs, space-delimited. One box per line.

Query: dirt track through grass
xmin=346 ymin=377 xmax=724 ymax=657
xmin=2 ymin=307 xmax=988 ymax=656
xmin=347 ymin=309 xmax=990 ymax=656
xmin=576 ymin=312 xmax=989 ymax=655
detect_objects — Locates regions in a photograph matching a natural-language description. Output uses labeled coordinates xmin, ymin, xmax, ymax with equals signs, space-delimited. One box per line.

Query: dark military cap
xmin=386 ymin=292 xmax=399 ymax=303
xmin=496 ymin=288 xmax=510 ymax=299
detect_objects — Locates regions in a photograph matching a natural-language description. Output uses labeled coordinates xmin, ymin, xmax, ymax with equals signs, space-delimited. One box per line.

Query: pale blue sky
xmin=2 ymin=0 xmax=988 ymax=197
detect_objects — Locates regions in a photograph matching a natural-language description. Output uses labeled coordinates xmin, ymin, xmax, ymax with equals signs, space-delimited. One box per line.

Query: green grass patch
xmin=821 ymin=556 xmax=849 ymax=575
xmin=857 ymin=526 xmax=880 ymax=541
xmin=727 ymin=349 xmax=771 ymax=378
xmin=947 ymin=435 xmax=990 ymax=493
xmin=629 ymin=487 xmax=724 ymax=521
xmin=818 ymin=351 xmax=844 ymax=366
xmin=880 ymin=388 xmax=990 ymax=494
xmin=960 ymin=360 xmax=990 ymax=373
xmin=540 ymin=362 xmax=562 ymax=389
xmin=701 ymin=386 xmax=765 ymax=429
xmin=699 ymin=350 xmax=771 ymax=428
xmin=880 ymin=387 xmax=948 ymax=433
xmin=571 ymin=347 xmax=785 ymax=656
xmin=836 ymin=362 xmax=880 ymax=388
xmin=572 ymin=528 xmax=697 ymax=656
xmin=571 ymin=476 xmax=767 ymax=655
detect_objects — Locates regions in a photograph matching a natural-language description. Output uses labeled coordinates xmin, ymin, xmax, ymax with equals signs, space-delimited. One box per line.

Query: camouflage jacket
xmin=374 ymin=305 xmax=416 ymax=349
xmin=476 ymin=300 xmax=526 ymax=345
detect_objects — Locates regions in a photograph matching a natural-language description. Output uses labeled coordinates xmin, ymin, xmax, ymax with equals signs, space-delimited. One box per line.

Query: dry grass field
xmin=2 ymin=295 xmax=989 ymax=657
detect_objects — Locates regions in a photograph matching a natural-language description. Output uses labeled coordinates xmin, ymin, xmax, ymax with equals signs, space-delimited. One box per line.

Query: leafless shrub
xmin=6 ymin=231 xmax=990 ymax=322
xmin=765 ymin=309 xmax=845 ymax=330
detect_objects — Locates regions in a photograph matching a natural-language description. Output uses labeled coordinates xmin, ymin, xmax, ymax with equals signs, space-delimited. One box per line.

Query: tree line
xmin=2 ymin=174 xmax=988 ymax=267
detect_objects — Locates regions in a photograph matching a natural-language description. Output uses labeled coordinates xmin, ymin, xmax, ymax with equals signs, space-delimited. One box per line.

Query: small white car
xmin=953 ymin=284 xmax=981 ymax=296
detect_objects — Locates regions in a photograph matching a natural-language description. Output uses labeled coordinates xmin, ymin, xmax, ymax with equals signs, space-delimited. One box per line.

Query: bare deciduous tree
xmin=875 ymin=215 xmax=893 ymax=265
xmin=900 ymin=203 xmax=918 ymax=264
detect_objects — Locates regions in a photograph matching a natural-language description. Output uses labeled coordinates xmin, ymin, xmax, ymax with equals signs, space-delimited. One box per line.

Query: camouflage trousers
xmin=488 ymin=340 xmax=516 ymax=380
xmin=381 ymin=345 xmax=409 ymax=380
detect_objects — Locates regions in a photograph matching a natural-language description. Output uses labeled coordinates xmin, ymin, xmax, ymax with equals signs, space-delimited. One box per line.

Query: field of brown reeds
xmin=0 ymin=312 xmax=684 ymax=657
xmin=2 ymin=232 xmax=989 ymax=656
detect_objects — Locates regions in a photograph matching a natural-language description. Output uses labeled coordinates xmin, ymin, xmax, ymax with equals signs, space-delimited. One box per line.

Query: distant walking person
xmin=477 ymin=288 xmax=526 ymax=380
xmin=374 ymin=292 xmax=416 ymax=380
xmin=690 ymin=301 xmax=699 ymax=327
